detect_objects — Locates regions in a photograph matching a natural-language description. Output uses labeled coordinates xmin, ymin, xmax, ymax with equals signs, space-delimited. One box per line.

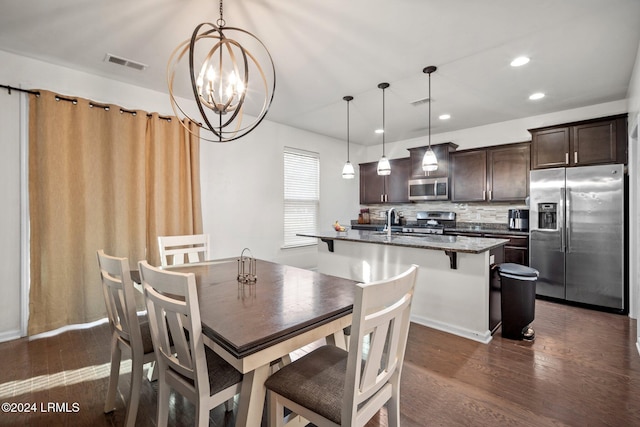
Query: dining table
xmin=139 ymin=258 xmax=357 ymax=427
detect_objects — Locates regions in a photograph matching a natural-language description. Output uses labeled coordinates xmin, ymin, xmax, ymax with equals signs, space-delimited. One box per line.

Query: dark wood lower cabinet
xmin=484 ymin=234 xmax=529 ymax=266
xmin=448 ymin=231 xmax=529 ymax=266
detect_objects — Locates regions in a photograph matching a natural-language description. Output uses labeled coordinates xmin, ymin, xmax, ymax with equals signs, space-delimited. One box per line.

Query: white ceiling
xmin=1 ymin=0 xmax=639 ymax=146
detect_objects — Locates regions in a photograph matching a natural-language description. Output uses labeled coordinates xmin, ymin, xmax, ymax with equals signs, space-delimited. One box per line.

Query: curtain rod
xmin=1 ymin=84 xmax=40 ymax=96
xmin=2 ymin=83 xmax=173 ymax=121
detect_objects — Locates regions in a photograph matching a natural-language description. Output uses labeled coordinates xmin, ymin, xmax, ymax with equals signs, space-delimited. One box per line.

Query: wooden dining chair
xmin=138 ymin=260 xmax=243 ymax=427
xmin=157 ymin=233 xmax=211 ymax=267
xmin=97 ymin=250 xmax=156 ymax=427
xmin=265 ymin=264 xmax=419 ymax=427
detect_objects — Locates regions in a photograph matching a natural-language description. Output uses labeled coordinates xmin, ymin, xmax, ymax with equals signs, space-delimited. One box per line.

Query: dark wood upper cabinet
xmin=451 ymin=142 xmax=530 ymax=202
xmin=488 ymin=142 xmax=530 ymax=201
xmin=386 ymin=157 xmax=411 ymax=203
xmin=359 ymin=161 xmax=385 ymax=204
xmin=529 ymin=114 xmax=627 ymax=169
xmin=359 ymin=157 xmax=411 ymax=204
xmin=530 ymin=127 xmax=569 ymax=169
xmin=450 ymin=149 xmax=487 ymax=202
xmin=407 ymin=142 xmax=458 ymax=179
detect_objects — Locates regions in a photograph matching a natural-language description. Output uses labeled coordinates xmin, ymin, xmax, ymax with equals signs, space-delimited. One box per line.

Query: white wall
xmin=627 ymin=42 xmax=640 ymax=351
xmin=199 ymin=120 xmax=362 ymax=268
xmin=0 ymin=49 xmax=360 ymax=339
xmin=0 ymin=90 xmax=22 ymax=341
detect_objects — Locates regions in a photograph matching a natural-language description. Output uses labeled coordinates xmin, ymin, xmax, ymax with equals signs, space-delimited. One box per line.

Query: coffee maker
xmin=508 ymin=209 xmax=529 ymax=231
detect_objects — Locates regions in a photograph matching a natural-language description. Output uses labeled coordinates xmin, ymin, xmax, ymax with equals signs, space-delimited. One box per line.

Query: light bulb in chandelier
xmin=168 ymin=0 xmax=276 ymax=143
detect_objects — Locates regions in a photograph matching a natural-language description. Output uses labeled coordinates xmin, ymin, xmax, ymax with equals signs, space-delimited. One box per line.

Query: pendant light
xmin=422 ymin=66 xmax=438 ymax=172
xmin=342 ymin=95 xmax=355 ymax=179
xmin=377 ymin=82 xmax=391 ymax=176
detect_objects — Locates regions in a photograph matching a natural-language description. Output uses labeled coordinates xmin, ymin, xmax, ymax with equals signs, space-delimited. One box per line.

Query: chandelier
xmin=167 ymin=0 xmax=276 ymax=142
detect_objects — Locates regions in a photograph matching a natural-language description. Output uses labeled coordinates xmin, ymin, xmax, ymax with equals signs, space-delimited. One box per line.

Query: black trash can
xmin=498 ymin=263 xmax=539 ymax=340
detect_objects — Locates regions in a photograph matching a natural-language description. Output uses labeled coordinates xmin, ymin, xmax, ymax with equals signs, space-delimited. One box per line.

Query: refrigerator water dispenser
xmin=538 ymin=203 xmax=557 ymax=230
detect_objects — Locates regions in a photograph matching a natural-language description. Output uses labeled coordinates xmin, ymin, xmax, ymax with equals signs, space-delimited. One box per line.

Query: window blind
xmin=284 ymin=148 xmax=319 ymax=247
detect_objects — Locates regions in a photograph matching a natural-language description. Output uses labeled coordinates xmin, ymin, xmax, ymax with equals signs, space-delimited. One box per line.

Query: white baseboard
xmin=410 ymin=315 xmax=493 ymax=344
xmin=0 ymin=329 xmax=22 ymax=343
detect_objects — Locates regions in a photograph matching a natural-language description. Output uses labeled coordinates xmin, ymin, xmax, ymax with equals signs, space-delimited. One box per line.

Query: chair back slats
xmin=97 ymin=250 xmax=140 ymax=345
xmin=359 ymin=294 xmax=412 ymax=395
xmin=344 ymin=264 xmax=418 ymax=426
xmin=157 ymin=234 xmax=211 ymax=267
xmin=139 ymin=260 xmax=210 ymax=394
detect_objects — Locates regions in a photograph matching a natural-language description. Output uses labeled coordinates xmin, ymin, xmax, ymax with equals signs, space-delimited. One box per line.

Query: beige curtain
xmin=28 ymin=90 xmax=201 ymax=335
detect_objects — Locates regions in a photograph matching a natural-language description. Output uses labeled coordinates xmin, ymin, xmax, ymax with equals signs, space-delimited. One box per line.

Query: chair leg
xmin=224 ymin=397 xmax=234 ymax=412
xmin=268 ymin=391 xmax=288 ymax=427
xmin=104 ymin=335 xmax=121 ymax=413
xmin=156 ymin=370 xmax=170 ymax=427
xmin=387 ymin=378 xmax=401 ymax=427
xmin=196 ymin=402 xmax=210 ymax=427
xmin=124 ymin=351 xmax=143 ymax=427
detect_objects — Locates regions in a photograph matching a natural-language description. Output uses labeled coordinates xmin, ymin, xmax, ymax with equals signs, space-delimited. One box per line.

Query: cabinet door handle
xmin=488 ymin=190 xmax=492 ymax=200
xmin=482 ymin=190 xmax=486 ymax=200
xmin=574 ymin=151 xmax=578 ymax=164
xmin=565 ymin=153 xmax=569 ymax=164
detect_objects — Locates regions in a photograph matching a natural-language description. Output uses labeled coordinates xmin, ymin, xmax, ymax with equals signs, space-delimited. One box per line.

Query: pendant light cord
xmin=343 ymin=95 xmax=354 ymax=161
xmin=428 ymin=71 xmax=431 ymax=149
xmin=382 ymin=85 xmax=386 ymax=155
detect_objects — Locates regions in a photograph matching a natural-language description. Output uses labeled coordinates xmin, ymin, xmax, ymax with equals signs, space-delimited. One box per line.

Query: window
xmin=284 ymin=148 xmax=319 ymax=248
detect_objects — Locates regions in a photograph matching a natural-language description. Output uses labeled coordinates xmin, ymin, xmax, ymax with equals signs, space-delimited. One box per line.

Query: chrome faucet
xmin=385 ymin=207 xmax=397 ymax=238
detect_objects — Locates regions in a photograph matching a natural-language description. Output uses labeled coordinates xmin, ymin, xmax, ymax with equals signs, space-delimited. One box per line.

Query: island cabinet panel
xmin=359 ymin=157 xmax=411 ymax=204
xmin=450 ymin=149 xmax=487 ymax=202
xmin=529 ymin=114 xmax=627 ymax=169
xmin=407 ymin=142 xmax=458 ymax=179
xmin=488 ymin=142 xmax=530 ymax=201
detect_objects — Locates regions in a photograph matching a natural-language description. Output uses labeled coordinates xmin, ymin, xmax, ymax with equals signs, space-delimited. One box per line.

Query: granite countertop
xmin=298 ymin=229 xmax=508 ymax=254
xmin=350 ymin=221 xmax=529 ymax=236
xmin=448 ymin=223 xmax=529 ymax=236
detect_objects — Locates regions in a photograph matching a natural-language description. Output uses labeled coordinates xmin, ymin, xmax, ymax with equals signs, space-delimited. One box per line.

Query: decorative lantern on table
xmin=237 ymin=248 xmax=257 ymax=283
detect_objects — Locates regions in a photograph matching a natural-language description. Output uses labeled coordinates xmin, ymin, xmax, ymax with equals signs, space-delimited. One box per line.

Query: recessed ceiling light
xmin=375 ymin=129 xmax=384 ymax=134
xmin=511 ymin=56 xmax=530 ymax=67
xmin=439 ymin=114 xmax=451 ymax=120
xmin=529 ymin=92 xmax=545 ymax=100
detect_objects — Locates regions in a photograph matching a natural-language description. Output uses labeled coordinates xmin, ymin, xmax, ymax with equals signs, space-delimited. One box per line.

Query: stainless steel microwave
xmin=408 ymin=178 xmax=449 ymax=201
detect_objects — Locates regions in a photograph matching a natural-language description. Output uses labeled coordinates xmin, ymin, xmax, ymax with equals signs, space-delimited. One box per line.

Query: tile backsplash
xmin=361 ymin=201 xmax=529 ymax=225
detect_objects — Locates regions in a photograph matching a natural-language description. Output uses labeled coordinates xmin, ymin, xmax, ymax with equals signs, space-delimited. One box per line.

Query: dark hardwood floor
xmin=1 ymin=299 xmax=639 ymax=426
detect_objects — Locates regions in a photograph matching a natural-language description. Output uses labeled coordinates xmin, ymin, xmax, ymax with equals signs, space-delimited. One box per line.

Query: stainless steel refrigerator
xmin=529 ymin=164 xmax=626 ymax=311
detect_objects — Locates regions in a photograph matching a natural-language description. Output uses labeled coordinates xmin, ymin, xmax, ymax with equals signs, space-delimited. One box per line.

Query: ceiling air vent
xmin=410 ymin=97 xmax=431 ymax=107
xmin=104 ymin=53 xmax=148 ymax=71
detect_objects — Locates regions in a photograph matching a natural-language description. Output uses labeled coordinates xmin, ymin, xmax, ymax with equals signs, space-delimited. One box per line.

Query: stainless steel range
xmin=402 ymin=211 xmax=456 ymax=235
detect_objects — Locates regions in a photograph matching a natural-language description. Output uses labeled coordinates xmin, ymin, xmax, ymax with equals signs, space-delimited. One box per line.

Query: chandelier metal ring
xmin=167 ymin=19 xmax=276 ymax=143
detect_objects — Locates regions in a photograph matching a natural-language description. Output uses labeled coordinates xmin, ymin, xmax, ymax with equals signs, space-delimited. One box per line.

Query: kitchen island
xmin=299 ymin=229 xmax=508 ymax=343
